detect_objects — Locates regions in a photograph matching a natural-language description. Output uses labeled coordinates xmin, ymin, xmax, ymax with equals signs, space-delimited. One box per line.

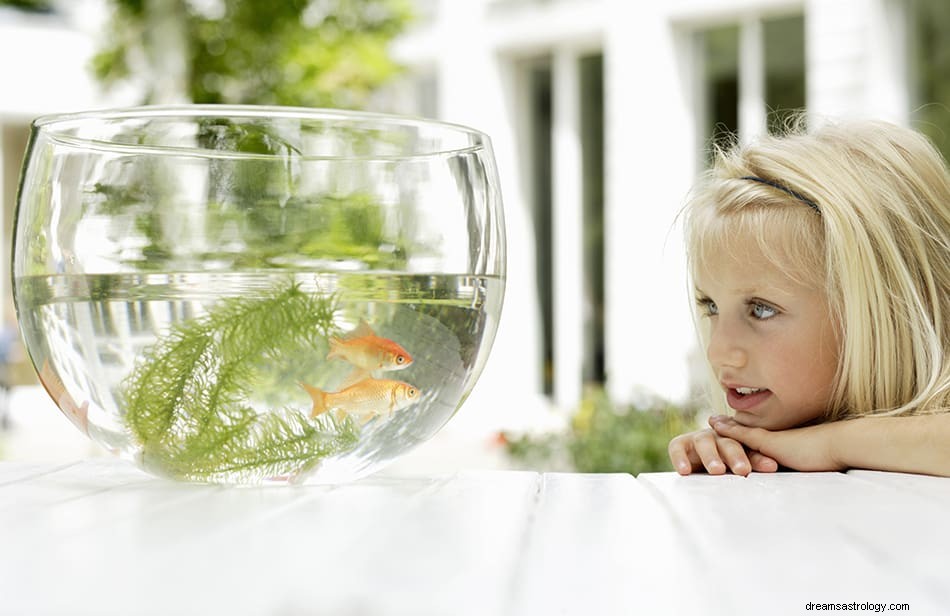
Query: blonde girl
xmin=668 ymin=118 xmax=950 ymax=476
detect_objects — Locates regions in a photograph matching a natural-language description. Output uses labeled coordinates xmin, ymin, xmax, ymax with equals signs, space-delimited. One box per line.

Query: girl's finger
xmin=667 ymin=437 xmax=691 ymax=475
xmin=668 ymin=435 xmax=702 ymax=475
xmin=748 ymin=450 xmax=779 ymax=473
xmin=716 ymin=436 xmax=752 ymax=476
xmin=692 ymin=430 xmax=727 ymax=475
xmin=710 ymin=415 xmax=766 ymax=449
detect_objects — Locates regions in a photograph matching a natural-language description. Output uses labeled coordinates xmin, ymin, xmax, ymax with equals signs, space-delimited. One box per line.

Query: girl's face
xmin=693 ymin=240 xmax=840 ymax=430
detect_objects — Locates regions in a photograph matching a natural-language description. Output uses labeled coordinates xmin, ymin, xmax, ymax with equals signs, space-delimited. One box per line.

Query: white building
xmin=0 ymin=0 xmax=945 ymax=438
xmin=388 ymin=0 xmax=946 ymax=436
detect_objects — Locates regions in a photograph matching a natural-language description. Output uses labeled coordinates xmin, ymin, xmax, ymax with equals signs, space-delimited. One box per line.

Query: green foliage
xmin=122 ymin=281 xmax=360 ymax=483
xmin=910 ymin=0 xmax=950 ymax=164
xmin=0 ymin=0 xmax=53 ymax=11
xmin=503 ymin=387 xmax=699 ymax=475
xmin=91 ymin=0 xmax=415 ymax=108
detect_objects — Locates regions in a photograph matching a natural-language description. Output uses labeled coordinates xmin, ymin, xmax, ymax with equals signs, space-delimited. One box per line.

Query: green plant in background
xmin=123 ymin=281 xmax=359 ymax=482
xmin=91 ymin=0 xmax=414 ymax=109
xmin=0 ymin=0 xmax=53 ymax=11
xmin=910 ymin=0 xmax=950 ymax=164
xmin=503 ymin=387 xmax=700 ymax=475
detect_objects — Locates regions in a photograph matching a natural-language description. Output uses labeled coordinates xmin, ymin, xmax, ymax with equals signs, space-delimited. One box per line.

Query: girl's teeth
xmin=735 ymin=387 xmax=762 ymax=395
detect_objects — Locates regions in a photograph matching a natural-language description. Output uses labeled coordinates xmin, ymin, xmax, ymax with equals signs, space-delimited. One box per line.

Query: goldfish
xmin=39 ymin=359 xmax=89 ymax=435
xmin=300 ymin=378 xmax=421 ymax=423
xmin=327 ymin=320 xmax=412 ymax=373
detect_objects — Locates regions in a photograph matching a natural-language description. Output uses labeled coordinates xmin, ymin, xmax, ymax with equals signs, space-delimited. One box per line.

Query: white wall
xmin=0 ymin=2 xmax=117 ymax=119
xmin=806 ymin=0 xmax=908 ymax=121
xmin=603 ymin=1 xmax=697 ymax=406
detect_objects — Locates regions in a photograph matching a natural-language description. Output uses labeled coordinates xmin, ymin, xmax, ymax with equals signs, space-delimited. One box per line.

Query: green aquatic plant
xmin=122 ymin=281 xmax=359 ymax=482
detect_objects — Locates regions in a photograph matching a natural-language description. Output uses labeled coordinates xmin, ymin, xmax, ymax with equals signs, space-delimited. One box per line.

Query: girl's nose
xmin=706 ymin=322 xmax=747 ymax=370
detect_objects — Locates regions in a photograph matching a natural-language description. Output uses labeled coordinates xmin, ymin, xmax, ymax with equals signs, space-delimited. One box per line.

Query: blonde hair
xmin=685 ymin=118 xmax=950 ymax=421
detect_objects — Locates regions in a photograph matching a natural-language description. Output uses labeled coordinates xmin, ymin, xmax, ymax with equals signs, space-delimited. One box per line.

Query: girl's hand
xmin=667 ymin=427 xmax=779 ymax=476
xmin=708 ymin=415 xmax=845 ymax=472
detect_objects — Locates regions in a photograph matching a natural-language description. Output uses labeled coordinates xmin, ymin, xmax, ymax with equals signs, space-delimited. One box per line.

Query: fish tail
xmin=299 ymin=382 xmax=328 ymax=418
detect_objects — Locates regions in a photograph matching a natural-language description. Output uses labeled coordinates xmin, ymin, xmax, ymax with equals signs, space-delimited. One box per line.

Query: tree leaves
xmin=91 ymin=0 xmax=414 ymax=108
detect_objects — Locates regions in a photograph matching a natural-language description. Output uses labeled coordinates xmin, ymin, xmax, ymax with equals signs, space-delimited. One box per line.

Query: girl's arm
xmin=709 ymin=413 xmax=950 ymax=476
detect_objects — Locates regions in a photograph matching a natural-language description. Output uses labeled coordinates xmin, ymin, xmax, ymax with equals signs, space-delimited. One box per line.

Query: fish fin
xmin=334 ymin=319 xmax=376 ymax=342
xmin=326 ymin=337 xmax=342 ymax=361
xmin=338 ymin=368 xmax=370 ymax=389
xmin=299 ymin=382 xmax=328 ymax=418
xmin=352 ymin=319 xmax=376 ymax=338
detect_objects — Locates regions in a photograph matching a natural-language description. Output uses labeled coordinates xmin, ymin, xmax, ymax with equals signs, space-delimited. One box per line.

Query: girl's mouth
xmin=726 ymin=387 xmax=772 ymax=412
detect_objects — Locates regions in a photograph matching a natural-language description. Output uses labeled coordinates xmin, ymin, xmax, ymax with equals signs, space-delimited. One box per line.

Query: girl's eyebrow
xmin=696 ymin=285 xmax=761 ymax=296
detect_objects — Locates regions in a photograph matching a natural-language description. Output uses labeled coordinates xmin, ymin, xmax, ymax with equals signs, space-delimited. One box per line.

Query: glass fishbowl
xmin=12 ymin=105 xmax=506 ymax=484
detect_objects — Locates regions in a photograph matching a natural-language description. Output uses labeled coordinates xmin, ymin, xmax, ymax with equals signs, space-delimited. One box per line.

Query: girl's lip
xmin=725 ymin=388 xmax=772 ymax=412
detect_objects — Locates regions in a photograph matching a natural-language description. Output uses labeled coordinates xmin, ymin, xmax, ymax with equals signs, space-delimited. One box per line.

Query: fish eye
xmin=409 ymin=387 xmax=417 ymax=397
xmin=397 ymin=356 xmax=405 ymax=364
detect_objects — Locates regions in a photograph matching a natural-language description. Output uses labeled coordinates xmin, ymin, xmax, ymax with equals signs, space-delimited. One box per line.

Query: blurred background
xmin=0 ymin=0 xmax=948 ymax=474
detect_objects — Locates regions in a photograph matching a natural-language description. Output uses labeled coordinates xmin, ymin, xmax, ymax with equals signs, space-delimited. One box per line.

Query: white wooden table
xmin=1 ymin=459 xmax=947 ymax=615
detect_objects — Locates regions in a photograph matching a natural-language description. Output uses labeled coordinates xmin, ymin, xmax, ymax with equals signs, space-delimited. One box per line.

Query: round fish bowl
xmin=12 ymin=105 xmax=506 ymax=484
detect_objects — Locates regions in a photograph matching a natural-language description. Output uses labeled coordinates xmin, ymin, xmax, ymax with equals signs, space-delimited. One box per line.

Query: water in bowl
xmin=14 ymin=271 xmax=503 ymax=484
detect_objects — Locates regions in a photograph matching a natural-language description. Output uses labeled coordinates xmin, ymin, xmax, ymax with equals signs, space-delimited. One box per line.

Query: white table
xmin=1 ymin=459 xmax=947 ymax=615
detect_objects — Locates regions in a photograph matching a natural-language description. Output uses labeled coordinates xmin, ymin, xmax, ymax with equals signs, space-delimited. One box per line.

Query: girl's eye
xmin=750 ymin=301 xmax=777 ymax=320
xmin=696 ymin=297 xmax=718 ymax=317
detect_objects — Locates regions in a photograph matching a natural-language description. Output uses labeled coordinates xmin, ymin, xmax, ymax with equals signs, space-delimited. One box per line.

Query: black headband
xmin=740 ymin=176 xmax=821 ymax=214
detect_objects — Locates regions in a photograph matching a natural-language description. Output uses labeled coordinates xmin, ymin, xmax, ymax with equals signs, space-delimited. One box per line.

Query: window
xmin=527 ymin=59 xmax=554 ymax=395
xmin=524 ymin=52 xmax=605 ymax=396
xmin=697 ymin=24 xmax=740 ymax=159
xmin=695 ymin=14 xmax=806 ymax=163
xmin=764 ymin=15 xmax=806 ymax=133
xmin=580 ymin=53 xmax=605 ymax=386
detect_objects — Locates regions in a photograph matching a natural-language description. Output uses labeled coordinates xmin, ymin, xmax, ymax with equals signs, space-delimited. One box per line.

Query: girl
xmin=667 ymin=118 xmax=950 ymax=477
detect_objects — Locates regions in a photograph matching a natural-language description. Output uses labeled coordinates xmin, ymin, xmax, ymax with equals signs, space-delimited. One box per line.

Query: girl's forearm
xmin=835 ymin=414 xmax=950 ymax=477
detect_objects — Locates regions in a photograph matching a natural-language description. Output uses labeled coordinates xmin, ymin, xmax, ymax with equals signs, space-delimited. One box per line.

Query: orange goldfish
xmin=39 ymin=359 xmax=89 ymax=435
xmin=327 ymin=320 xmax=412 ymax=373
xmin=300 ymin=378 xmax=421 ymax=423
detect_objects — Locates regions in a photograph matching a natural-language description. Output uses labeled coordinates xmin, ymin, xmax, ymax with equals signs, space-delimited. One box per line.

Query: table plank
xmin=1 ymin=460 xmax=948 ymax=615
xmin=846 ymin=469 xmax=950 ymax=506
xmin=638 ymin=471 xmax=949 ymax=615
xmin=506 ymin=472 xmax=688 ymax=614
xmin=0 ymin=461 xmax=545 ymax=616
